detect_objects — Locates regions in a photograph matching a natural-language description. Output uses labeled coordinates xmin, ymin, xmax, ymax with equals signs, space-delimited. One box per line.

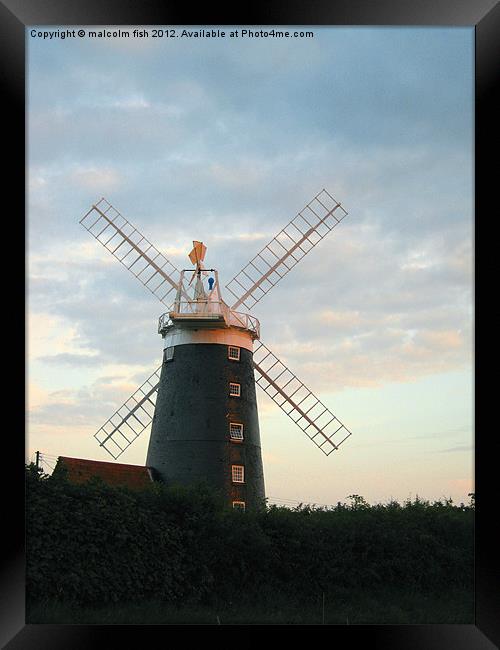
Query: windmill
xmin=79 ymin=189 xmax=353 ymax=510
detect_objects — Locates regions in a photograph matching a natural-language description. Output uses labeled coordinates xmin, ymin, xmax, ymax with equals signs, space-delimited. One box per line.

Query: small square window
xmin=232 ymin=501 xmax=246 ymax=511
xmin=229 ymin=422 xmax=244 ymax=441
xmin=228 ymin=346 xmax=240 ymax=361
xmin=232 ymin=465 xmax=244 ymax=483
xmin=164 ymin=346 xmax=174 ymax=362
xmin=229 ymin=382 xmax=241 ymax=397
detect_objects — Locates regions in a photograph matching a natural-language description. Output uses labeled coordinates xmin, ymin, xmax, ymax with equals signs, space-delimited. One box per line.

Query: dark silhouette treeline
xmin=26 ymin=464 xmax=474 ymax=611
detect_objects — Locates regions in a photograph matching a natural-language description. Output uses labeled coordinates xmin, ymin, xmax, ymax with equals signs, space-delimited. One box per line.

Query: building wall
xmin=146 ymin=338 xmax=266 ymax=510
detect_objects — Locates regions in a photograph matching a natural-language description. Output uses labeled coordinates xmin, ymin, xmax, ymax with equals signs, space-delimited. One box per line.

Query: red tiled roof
xmin=55 ymin=456 xmax=155 ymax=490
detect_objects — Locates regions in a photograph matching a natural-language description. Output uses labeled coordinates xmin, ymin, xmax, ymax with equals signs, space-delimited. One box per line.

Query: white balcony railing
xmin=158 ymin=300 xmax=260 ymax=338
xmin=227 ymin=310 xmax=260 ymax=338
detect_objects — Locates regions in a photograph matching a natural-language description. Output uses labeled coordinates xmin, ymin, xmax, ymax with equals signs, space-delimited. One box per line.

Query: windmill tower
xmin=79 ymin=189 xmax=353 ymax=510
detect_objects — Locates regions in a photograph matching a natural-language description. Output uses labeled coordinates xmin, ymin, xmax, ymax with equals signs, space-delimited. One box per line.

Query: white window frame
xmin=232 ymin=501 xmax=246 ymax=511
xmin=229 ymin=382 xmax=241 ymax=397
xmin=232 ymin=464 xmax=245 ymax=483
xmin=165 ymin=346 xmax=174 ymax=362
xmin=229 ymin=422 xmax=244 ymax=441
xmin=228 ymin=345 xmax=241 ymax=361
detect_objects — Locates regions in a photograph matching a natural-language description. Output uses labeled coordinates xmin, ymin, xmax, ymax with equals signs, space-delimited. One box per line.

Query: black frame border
xmin=3 ymin=0 xmax=499 ymax=646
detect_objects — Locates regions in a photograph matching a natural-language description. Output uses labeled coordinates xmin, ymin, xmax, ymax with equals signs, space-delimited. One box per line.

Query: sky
xmin=27 ymin=26 xmax=474 ymax=507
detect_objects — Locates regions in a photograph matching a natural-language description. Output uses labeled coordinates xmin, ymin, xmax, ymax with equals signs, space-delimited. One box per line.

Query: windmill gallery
xmin=54 ymin=189 xmax=353 ymax=510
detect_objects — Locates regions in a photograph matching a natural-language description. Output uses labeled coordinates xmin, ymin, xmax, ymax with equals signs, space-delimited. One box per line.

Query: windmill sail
xmin=253 ymin=340 xmax=352 ymax=455
xmin=80 ymin=191 xmax=354 ymax=465
xmin=225 ymin=189 xmax=348 ymax=311
xmin=80 ymin=198 xmax=189 ymax=306
xmin=94 ymin=367 xmax=161 ymax=459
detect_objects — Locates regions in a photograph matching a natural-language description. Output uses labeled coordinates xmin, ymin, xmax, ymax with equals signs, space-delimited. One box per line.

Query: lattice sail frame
xmin=253 ymin=341 xmax=352 ymax=455
xmin=225 ymin=189 xmax=348 ymax=311
xmin=80 ymin=190 xmax=353 ymax=460
xmin=94 ymin=367 xmax=161 ymax=459
xmin=90 ymin=340 xmax=351 ymax=460
xmin=80 ymin=198 xmax=188 ymax=307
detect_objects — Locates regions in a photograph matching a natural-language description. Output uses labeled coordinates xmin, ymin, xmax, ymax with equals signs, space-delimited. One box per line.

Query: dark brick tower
xmin=146 ymin=243 xmax=265 ymax=510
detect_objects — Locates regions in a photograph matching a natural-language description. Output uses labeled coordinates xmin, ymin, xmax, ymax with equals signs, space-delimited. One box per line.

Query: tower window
xmin=232 ymin=465 xmax=244 ymax=483
xmin=232 ymin=501 xmax=246 ymax=511
xmin=228 ymin=345 xmax=241 ymax=361
xmin=229 ymin=382 xmax=241 ymax=397
xmin=229 ymin=422 xmax=244 ymax=441
xmin=164 ymin=346 xmax=174 ymax=362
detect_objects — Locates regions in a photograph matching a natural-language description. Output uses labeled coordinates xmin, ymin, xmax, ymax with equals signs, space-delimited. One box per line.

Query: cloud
xmin=315 ymin=310 xmax=363 ymax=329
xmin=28 ymin=374 xmax=150 ymax=429
xmin=37 ymin=352 xmax=104 ymax=367
xmin=28 ymin=194 xmax=472 ymax=391
xmin=406 ymin=425 xmax=471 ymax=441
xmin=27 ymin=382 xmax=50 ymax=409
xmin=27 ymin=311 xmax=85 ymax=360
xmin=69 ymin=165 xmax=123 ymax=192
xmin=439 ymin=445 xmax=474 ymax=453
xmin=110 ymin=94 xmax=151 ymax=110
xmin=213 ymin=232 xmax=270 ymax=243
xmin=414 ymin=329 xmax=463 ymax=350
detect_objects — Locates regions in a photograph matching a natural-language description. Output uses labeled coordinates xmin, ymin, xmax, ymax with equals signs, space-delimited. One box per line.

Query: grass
xmin=27 ymin=586 xmax=474 ymax=625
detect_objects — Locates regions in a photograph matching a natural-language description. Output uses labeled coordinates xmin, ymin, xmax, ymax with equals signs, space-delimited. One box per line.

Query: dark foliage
xmin=25 ymin=464 xmax=474 ymax=609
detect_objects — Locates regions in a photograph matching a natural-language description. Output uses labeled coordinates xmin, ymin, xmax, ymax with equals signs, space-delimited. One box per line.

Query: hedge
xmin=25 ymin=464 xmax=474 ymax=607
